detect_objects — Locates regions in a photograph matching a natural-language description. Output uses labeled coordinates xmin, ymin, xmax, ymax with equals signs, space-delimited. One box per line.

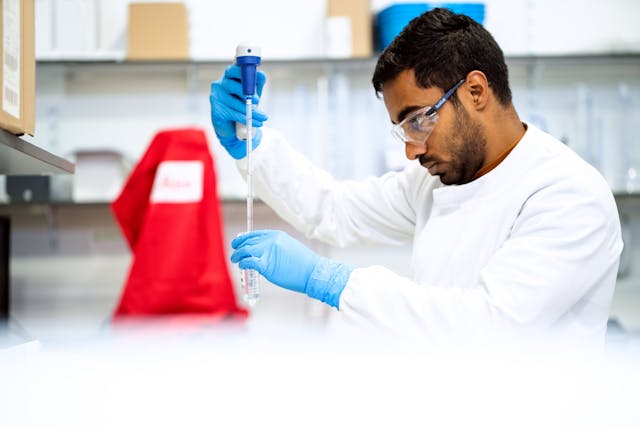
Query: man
xmin=209 ymin=8 xmax=622 ymax=347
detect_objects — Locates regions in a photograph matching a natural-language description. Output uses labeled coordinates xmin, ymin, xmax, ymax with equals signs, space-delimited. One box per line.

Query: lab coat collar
xmin=432 ymin=122 xmax=537 ymax=206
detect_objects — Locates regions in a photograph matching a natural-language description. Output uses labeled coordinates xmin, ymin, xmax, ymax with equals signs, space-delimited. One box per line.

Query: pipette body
xmin=236 ymin=42 xmax=262 ymax=306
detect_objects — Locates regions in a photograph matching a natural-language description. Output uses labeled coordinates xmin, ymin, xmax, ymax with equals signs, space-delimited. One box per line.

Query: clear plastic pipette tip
xmin=241 ymin=268 xmax=260 ymax=306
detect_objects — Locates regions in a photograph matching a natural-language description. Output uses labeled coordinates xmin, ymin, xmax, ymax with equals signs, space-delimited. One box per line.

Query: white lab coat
xmin=237 ymin=123 xmax=622 ymax=348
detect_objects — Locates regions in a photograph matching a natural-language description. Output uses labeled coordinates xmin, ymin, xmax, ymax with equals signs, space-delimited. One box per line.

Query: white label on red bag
xmin=150 ymin=161 xmax=204 ymax=203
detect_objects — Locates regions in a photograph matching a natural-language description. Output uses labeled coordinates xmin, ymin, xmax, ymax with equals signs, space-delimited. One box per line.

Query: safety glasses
xmin=391 ymin=79 xmax=465 ymax=146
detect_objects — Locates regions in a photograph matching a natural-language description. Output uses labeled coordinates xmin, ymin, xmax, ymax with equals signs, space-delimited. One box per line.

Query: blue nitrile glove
xmin=231 ymin=230 xmax=354 ymax=309
xmin=209 ymin=64 xmax=268 ymax=159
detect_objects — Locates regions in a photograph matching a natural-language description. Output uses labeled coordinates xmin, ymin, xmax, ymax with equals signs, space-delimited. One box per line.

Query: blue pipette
xmin=236 ymin=42 xmax=261 ymax=306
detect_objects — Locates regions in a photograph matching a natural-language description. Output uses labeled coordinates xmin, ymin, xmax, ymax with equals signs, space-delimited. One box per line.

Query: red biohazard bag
xmin=111 ymin=128 xmax=247 ymax=322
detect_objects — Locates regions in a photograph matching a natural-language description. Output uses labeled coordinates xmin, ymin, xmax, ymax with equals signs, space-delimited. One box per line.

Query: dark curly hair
xmin=372 ymin=8 xmax=512 ymax=106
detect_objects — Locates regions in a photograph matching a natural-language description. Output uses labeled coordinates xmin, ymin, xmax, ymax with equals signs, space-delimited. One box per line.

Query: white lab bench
xmin=1 ymin=197 xmax=639 ymax=427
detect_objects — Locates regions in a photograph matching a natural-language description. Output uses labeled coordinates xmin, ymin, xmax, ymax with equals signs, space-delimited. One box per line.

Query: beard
xmin=436 ymin=104 xmax=487 ymax=185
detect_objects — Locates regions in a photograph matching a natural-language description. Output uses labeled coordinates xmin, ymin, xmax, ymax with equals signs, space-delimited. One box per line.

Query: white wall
xmin=28 ymin=1 xmax=640 ymax=201
xmin=25 ymin=57 xmax=640 ymax=201
xmin=36 ymin=0 xmax=640 ymax=60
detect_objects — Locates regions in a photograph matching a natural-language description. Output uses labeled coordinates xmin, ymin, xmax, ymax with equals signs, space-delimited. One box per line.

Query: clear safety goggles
xmin=391 ymin=79 xmax=465 ymax=146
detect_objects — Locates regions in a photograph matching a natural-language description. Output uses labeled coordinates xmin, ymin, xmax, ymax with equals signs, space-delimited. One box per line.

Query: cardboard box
xmin=127 ymin=2 xmax=189 ymax=61
xmin=327 ymin=0 xmax=372 ymax=58
xmin=0 ymin=0 xmax=35 ymax=135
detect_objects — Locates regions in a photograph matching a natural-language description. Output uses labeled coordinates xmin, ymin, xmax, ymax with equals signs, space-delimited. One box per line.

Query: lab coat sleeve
xmin=338 ymin=175 xmax=622 ymax=340
xmin=237 ymin=127 xmax=430 ymax=247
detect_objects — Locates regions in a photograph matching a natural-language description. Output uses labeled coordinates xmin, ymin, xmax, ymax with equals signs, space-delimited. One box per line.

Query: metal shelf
xmin=614 ymin=192 xmax=640 ymax=198
xmin=35 ymin=51 xmax=640 ymax=65
xmin=0 ymin=129 xmax=74 ymax=175
xmin=0 ymin=130 xmax=74 ymax=321
xmin=0 ymin=197 xmax=258 ymax=207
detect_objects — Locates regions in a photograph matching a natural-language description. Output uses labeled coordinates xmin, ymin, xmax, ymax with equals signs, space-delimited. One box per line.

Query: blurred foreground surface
xmin=1 ymin=317 xmax=639 ymax=427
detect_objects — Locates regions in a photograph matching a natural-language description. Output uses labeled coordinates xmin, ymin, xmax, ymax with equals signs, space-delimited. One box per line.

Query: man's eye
xmin=411 ymin=115 xmax=425 ymax=129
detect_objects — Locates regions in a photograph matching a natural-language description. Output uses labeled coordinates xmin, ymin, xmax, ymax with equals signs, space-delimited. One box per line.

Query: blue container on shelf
xmin=376 ymin=3 xmax=486 ymax=51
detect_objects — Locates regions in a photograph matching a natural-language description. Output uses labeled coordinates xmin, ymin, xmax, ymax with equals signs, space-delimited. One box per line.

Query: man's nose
xmin=405 ymin=142 xmax=426 ymax=160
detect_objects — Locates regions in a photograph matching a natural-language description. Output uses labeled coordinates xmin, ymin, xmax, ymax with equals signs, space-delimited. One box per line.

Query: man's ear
xmin=463 ymin=70 xmax=489 ymax=111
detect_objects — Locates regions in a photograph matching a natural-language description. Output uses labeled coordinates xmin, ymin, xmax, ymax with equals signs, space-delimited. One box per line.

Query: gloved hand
xmin=210 ymin=64 xmax=268 ymax=159
xmin=231 ymin=230 xmax=353 ymax=309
